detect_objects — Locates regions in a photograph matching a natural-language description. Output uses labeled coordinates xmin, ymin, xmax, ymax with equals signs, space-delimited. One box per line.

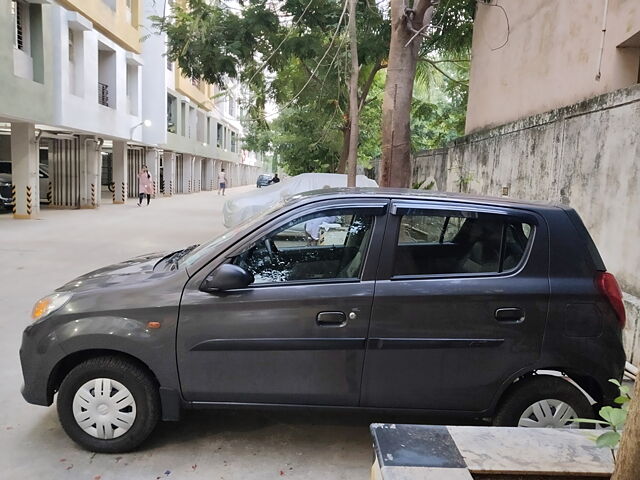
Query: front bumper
xmin=19 ymin=322 xmax=66 ymax=406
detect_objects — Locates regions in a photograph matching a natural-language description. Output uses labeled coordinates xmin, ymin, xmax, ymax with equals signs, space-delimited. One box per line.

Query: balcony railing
xmin=98 ymin=82 xmax=109 ymax=107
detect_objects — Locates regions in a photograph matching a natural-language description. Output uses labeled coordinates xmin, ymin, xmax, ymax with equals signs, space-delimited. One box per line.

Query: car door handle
xmin=316 ymin=311 xmax=346 ymax=326
xmin=495 ymin=308 xmax=525 ymax=323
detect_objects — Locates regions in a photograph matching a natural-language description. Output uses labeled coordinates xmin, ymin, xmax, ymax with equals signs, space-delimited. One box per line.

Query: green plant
xmin=573 ymin=379 xmax=632 ymax=452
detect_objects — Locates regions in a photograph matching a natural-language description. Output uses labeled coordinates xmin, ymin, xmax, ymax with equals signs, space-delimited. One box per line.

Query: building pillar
xmin=112 ymin=140 xmax=128 ymax=204
xmin=163 ymin=151 xmax=175 ymax=196
xmin=183 ymin=154 xmax=193 ymax=193
xmin=79 ymin=136 xmax=101 ymax=208
xmin=203 ymin=158 xmax=214 ymax=191
xmin=145 ymin=148 xmax=159 ymax=197
xmin=10 ymin=123 xmax=39 ymax=219
xmin=194 ymin=156 xmax=202 ymax=192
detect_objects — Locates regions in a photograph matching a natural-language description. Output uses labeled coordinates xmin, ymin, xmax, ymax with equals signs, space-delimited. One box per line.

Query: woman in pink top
xmin=137 ymin=165 xmax=153 ymax=206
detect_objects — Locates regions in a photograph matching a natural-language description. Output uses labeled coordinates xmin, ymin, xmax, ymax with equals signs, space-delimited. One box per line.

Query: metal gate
xmin=127 ymin=148 xmax=144 ymax=198
xmin=175 ymin=154 xmax=184 ymax=193
xmin=48 ymin=138 xmax=81 ymax=208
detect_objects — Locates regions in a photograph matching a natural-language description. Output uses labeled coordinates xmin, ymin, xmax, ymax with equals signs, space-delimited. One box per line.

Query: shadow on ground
xmin=143 ymin=408 xmax=487 ymax=451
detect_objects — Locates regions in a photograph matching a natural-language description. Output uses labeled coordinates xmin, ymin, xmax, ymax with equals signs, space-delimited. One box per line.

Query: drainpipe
xmin=595 ymin=0 xmax=609 ymax=81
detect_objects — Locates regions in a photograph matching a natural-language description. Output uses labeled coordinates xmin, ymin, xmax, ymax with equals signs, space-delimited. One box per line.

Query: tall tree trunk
xmin=337 ymin=123 xmax=350 ymax=174
xmin=338 ymin=62 xmax=382 ymax=174
xmin=380 ymin=0 xmax=433 ymax=187
xmin=346 ymin=0 xmax=359 ymax=187
xmin=611 ymin=375 xmax=640 ymax=480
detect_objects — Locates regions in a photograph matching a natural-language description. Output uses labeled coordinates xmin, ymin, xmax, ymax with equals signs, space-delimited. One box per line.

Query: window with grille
xmin=12 ymin=0 xmax=25 ymax=51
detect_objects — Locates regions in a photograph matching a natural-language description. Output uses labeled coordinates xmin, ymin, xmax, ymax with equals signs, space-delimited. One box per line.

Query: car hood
xmin=57 ymin=252 xmax=168 ymax=292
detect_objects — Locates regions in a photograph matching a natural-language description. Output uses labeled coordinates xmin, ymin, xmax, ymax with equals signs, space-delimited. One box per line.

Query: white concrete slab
xmin=380 ymin=467 xmax=474 ymax=480
xmin=448 ymin=426 xmax=614 ymax=475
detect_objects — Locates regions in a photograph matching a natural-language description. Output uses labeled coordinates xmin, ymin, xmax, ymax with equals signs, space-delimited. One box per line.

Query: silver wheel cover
xmin=72 ymin=378 xmax=137 ymax=439
xmin=518 ymin=399 xmax=578 ymax=428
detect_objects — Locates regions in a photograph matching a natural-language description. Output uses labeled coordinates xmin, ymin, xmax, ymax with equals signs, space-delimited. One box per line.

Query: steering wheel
xmin=264 ymin=238 xmax=279 ymax=265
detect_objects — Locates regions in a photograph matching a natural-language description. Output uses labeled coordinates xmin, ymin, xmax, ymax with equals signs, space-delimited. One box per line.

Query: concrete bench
xmin=370 ymin=424 xmax=614 ymax=480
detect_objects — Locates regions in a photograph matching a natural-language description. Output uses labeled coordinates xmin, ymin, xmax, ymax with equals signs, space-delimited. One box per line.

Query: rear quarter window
xmin=393 ymin=211 xmax=533 ymax=277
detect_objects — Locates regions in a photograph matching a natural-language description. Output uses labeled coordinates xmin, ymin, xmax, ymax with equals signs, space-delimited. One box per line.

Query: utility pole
xmin=346 ymin=0 xmax=359 ymax=187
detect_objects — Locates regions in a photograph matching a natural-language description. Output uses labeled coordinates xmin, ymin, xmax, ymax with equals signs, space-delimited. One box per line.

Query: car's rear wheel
xmin=57 ymin=356 xmax=160 ymax=453
xmin=493 ymin=375 xmax=594 ymax=429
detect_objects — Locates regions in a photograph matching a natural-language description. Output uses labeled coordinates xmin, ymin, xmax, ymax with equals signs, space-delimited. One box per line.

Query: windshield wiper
xmin=154 ymin=244 xmax=199 ymax=271
xmin=166 ymin=244 xmax=200 ymax=269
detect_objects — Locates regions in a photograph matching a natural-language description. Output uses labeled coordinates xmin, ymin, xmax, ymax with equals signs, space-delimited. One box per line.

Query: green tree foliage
xmin=411 ymin=60 xmax=469 ymax=152
xmin=155 ymin=0 xmax=474 ymax=177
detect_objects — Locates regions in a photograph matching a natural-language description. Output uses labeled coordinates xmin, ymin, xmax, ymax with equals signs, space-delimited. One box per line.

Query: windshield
xmin=181 ymin=199 xmax=287 ymax=269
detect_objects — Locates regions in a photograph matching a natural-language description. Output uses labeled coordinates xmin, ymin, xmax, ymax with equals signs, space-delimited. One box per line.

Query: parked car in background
xmin=0 ymin=161 xmax=50 ymax=209
xmin=20 ymin=189 xmax=626 ymax=453
xmin=226 ymin=172 xmax=379 ymax=227
xmin=0 ymin=173 xmax=12 ymax=210
xmin=256 ymin=173 xmax=273 ymax=188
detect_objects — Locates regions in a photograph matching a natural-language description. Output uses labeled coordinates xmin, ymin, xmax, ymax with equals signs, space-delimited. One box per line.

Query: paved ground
xmin=0 ymin=186 xmax=417 ymax=480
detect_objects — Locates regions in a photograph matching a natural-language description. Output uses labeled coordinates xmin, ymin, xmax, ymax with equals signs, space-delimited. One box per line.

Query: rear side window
xmin=393 ymin=211 xmax=533 ymax=277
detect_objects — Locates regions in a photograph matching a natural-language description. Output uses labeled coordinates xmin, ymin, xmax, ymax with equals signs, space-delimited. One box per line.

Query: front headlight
xmin=31 ymin=293 xmax=72 ymax=322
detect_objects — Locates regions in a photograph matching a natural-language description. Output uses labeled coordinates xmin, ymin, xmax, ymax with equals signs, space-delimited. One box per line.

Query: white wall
xmin=467 ymin=0 xmax=640 ymax=133
xmin=141 ymin=0 xmax=168 ymax=147
xmin=50 ymin=5 xmax=142 ymax=141
xmin=412 ymin=84 xmax=640 ymax=365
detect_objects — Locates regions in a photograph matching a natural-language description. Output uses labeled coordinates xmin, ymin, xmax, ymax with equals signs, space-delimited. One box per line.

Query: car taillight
xmin=596 ymin=272 xmax=626 ymax=329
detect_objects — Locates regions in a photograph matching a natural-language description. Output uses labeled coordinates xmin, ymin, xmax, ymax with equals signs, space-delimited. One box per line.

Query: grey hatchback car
xmin=20 ymin=189 xmax=626 ymax=452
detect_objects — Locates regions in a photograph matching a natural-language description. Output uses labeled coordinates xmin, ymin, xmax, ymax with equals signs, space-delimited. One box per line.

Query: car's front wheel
xmin=493 ymin=375 xmax=594 ymax=429
xmin=57 ymin=356 xmax=160 ymax=453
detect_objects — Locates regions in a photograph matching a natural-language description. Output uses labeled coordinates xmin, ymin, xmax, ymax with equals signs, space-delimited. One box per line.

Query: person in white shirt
xmin=305 ymin=215 xmax=338 ymax=245
xmin=218 ymin=168 xmax=227 ymax=196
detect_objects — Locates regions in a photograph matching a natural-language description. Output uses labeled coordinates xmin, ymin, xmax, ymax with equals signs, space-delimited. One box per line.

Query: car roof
xmin=286 ymin=187 xmax=563 ymax=211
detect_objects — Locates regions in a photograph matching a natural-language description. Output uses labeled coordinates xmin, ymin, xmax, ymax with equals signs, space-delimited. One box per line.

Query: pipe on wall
xmin=595 ymin=0 xmax=610 ymax=81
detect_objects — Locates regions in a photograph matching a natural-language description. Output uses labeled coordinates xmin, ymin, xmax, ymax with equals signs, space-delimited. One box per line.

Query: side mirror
xmin=200 ymin=264 xmax=254 ymax=292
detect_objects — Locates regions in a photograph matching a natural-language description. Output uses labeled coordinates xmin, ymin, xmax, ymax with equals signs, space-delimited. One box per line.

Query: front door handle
xmin=495 ymin=308 xmax=525 ymax=323
xmin=317 ymin=311 xmax=346 ymax=326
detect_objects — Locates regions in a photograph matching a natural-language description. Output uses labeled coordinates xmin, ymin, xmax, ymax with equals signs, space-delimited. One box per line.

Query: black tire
xmin=57 ymin=356 xmax=160 ymax=453
xmin=493 ymin=375 xmax=594 ymax=428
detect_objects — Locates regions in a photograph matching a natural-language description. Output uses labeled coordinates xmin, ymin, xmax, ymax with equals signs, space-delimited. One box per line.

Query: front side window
xmin=233 ymin=209 xmax=375 ymax=285
xmin=393 ymin=210 xmax=533 ymax=277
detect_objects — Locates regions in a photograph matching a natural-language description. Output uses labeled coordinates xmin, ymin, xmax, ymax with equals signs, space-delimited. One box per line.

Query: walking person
xmin=271 ymin=173 xmax=280 ymax=184
xmin=218 ymin=168 xmax=227 ymax=196
xmin=137 ymin=165 xmax=153 ymax=206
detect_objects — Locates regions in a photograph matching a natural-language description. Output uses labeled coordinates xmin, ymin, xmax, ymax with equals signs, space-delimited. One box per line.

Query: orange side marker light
xmin=147 ymin=321 xmax=161 ymax=329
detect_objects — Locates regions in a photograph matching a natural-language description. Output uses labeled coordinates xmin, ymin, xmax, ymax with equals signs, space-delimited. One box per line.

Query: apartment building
xmin=0 ymin=0 xmax=262 ymax=219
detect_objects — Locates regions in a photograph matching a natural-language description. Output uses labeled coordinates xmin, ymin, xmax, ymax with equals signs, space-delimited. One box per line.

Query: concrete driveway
xmin=0 ymin=187 xmax=387 ymax=479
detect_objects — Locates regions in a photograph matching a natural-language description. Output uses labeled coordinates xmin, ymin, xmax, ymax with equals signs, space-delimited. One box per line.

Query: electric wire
xmin=246 ymin=0 xmax=316 ymax=85
xmin=477 ymin=0 xmax=510 ymax=51
xmin=264 ymin=0 xmax=350 ymax=119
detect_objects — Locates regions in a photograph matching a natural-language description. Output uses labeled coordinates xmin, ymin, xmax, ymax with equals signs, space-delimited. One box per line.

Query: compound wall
xmin=412 ymin=84 xmax=640 ymax=365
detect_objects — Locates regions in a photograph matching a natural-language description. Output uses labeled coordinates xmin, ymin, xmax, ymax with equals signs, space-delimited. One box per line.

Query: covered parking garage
xmin=1 ymin=123 xmax=261 ymax=219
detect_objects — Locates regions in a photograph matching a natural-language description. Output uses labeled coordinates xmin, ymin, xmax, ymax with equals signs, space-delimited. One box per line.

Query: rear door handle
xmin=317 ymin=311 xmax=346 ymax=326
xmin=495 ymin=308 xmax=525 ymax=323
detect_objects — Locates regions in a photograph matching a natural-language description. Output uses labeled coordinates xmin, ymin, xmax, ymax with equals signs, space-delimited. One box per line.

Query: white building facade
xmin=0 ymin=0 xmax=263 ymax=219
